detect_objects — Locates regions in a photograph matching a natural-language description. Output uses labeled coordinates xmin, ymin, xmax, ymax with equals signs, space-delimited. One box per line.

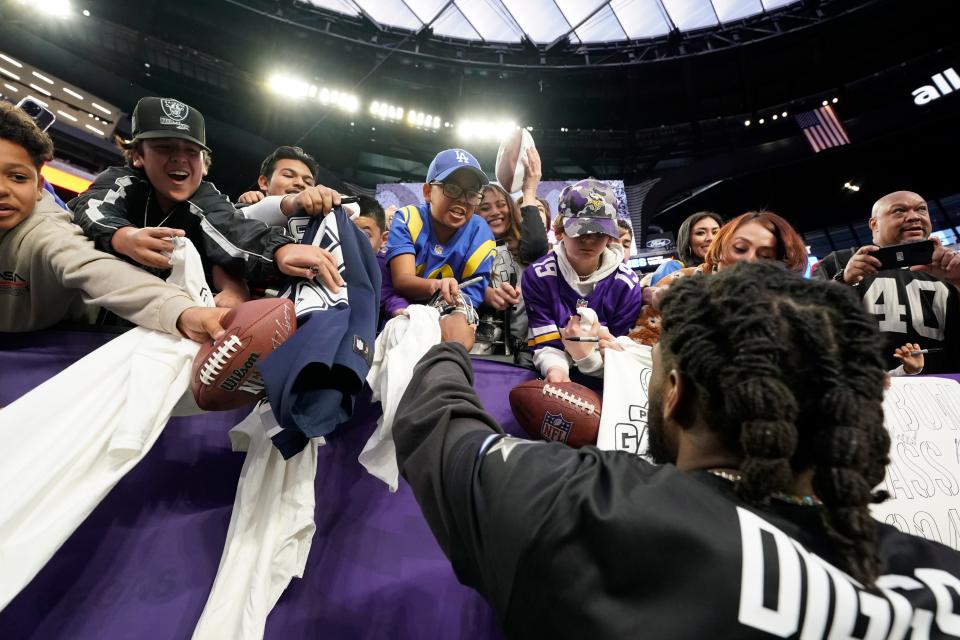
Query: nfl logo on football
xmin=540 ymin=411 xmax=572 ymax=443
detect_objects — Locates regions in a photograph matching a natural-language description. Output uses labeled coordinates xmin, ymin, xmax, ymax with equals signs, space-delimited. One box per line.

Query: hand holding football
xmin=191 ymin=298 xmax=295 ymax=410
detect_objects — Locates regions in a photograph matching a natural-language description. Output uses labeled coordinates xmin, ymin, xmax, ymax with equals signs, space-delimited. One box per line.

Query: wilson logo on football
xmin=218 ymin=352 xmax=261 ymax=392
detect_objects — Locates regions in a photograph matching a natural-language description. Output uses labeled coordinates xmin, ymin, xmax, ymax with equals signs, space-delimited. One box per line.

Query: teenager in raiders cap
xmin=70 ymin=97 xmax=344 ymax=305
xmin=393 ymin=261 xmax=960 ymax=639
xmin=521 ymin=178 xmax=643 ymax=381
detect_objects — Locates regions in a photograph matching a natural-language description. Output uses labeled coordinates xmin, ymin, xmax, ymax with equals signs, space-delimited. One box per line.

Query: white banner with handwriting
xmin=872 ymin=376 xmax=960 ymax=550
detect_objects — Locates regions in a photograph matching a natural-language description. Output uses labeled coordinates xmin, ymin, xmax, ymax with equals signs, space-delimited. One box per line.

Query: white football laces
xmin=541 ymin=384 xmax=598 ymax=415
xmin=199 ymin=335 xmax=242 ymax=386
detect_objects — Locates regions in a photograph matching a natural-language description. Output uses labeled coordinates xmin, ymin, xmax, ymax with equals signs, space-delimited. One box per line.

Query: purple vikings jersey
xmin=522 ymin=252 xmax=643 ymax=350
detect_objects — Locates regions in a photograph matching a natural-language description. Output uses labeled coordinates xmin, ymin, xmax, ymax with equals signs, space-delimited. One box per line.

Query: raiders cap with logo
xmin=130 ymin=97 xmax=210 ymax=151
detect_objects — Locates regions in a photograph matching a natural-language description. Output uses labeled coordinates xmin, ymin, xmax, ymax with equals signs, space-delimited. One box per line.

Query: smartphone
xmin=17 ymin=97 xmax=56 ymax=132
xmin=871 ymin=239 xmax=935 ymax=270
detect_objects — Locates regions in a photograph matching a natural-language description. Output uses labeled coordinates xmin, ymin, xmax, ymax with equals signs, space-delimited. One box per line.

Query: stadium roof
xmin=301 ymin=0 xmax=801 ymax=45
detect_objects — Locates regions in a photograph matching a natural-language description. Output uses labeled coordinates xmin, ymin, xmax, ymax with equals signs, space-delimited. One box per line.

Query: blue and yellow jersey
xmin=385 ymin=202 xmax=496 ymax=307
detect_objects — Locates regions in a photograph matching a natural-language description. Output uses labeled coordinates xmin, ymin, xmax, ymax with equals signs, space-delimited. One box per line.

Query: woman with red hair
xmin=702 ymin=210 xmax=808 ymax=274
xmin=646 ymin=211 xmax=808 ymax=308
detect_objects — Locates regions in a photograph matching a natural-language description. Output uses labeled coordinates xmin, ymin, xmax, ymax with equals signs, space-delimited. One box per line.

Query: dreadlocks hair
xmin=658 ymin=261 xmax=891 ymax=586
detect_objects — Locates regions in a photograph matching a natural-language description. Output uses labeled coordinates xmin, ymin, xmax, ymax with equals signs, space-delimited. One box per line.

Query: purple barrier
xmin=0 ymin=330 xmax=538 ymax=639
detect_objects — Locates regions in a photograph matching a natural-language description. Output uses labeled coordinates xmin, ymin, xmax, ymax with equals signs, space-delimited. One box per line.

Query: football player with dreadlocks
xmin=393 ymin=261 xmax=960 ymax=639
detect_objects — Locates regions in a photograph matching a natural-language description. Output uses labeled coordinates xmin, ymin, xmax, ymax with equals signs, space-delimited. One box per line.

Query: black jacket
xmin=394 ymin=343 xmax=960 ymax=639
xmin=70 ymin=166 xmax=293 ymax=283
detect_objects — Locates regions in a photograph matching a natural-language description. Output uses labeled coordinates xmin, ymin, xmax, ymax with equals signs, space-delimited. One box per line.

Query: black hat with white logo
xmin=130 ymin=97 xmax=210 ymax=151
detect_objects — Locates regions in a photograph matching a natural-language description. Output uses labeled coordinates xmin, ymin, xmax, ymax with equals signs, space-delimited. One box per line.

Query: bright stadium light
xmin=268 ymin=73 xmax=311 ymax=99
xmin=455 ymin=118 xmax=518 ymax=141
xmin=31 ymin=0 xmax=72 ymax=17
xmin=0 ymin=54 xmax=23 ymax=68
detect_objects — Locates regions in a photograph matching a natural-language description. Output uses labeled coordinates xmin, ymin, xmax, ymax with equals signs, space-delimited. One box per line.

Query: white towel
xmin=360 ymin=305 xmax=441 ymax=491
xmin=193 ymin=403 xmax=318 ymax=640
xmin=596 ymin=338 xmax=654 ymax=458
xmin=0 ymin=239 xmax=211 ymax=610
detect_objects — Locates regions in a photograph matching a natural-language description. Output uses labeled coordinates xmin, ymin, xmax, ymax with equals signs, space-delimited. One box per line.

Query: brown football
xmin=508 ymin=379 xmax=602 ymax=448
xmin=191 ymin=298 xmax=296 ymax=411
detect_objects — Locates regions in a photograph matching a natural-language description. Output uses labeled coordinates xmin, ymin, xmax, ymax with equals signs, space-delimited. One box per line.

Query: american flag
xmin=795 ymin=104 xmax=850 ymax=152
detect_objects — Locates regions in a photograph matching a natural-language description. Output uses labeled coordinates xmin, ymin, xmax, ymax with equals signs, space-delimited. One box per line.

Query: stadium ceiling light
xmin=832 ymin=97 xmax=839 ymax=104
xmin=843 ymin=181 xmax=860 ymax=192
xmin=772 ymin=114 xmax=778 ymax=120
xmin=0 ymin=54 xmax=22 ymax=68
xmin=90 ymin=101 xmax=111 ymax=115
xmin=822 ymin=100 xmax=829 ymax=107
xmin=269 ymin=73 xmax=357 ymax=114
xmin=369 ymin=99 xmax=410 ymax=122
xmin=34 ymin=0 xmax=72 ymax=17
xmin=32 ymin=71 xmax=54 ymax=85
xmin=268 ymin=73 xmax=311 ymax=99
xmin=744 ymin=120 xmax=751 ymax=126
xmin=82 ymin=9 xmax=90 ymax=16
xmin=781 ymin=111 xmax=788 ymax=117
xmin=28 ymin=83 xmax=52 ymax=97
xmin=0 ymin=67 xmax=20 ymax=81
xmin=56 ymin=109 xmax=78 ymax=122
xmin=3 ymin=83 xmax=18 ymax=93
xmin=455 ymin=119 xmax=510 ymax=141
xmin=63 ymin=87 xmax=84 ymax=100
xmin=758 ymin=118 xmax=765 ymax=124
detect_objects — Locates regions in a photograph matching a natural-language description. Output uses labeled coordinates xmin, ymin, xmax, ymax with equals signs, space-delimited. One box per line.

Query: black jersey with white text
xmin=815 ymin=251 xmax=960 ymax=374
xmin=394 ymin=343 xmax=960 ymax=639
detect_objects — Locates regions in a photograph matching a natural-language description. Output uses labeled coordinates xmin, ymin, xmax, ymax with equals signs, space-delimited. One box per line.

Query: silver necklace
xmin=706 ymin=469 xmax=823 ymax=507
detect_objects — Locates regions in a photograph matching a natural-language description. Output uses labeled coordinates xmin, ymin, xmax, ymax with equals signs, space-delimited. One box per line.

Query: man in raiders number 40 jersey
xmin=393 ymin=262 xmax=960 ymax=639
xmin=812 ymin=190 xmax=960 ymax=374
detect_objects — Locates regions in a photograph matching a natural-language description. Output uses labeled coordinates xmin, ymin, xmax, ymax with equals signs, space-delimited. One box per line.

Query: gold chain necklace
xmin=706 ymin=469 xmax=823 ymax=507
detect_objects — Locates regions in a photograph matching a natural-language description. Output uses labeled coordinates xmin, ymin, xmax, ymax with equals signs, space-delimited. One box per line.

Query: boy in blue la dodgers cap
xmin=384 ymin=148 xmax=496 ymax=311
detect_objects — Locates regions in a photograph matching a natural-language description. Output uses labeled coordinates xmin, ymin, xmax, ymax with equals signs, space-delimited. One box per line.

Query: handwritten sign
xmin=872 ymin=376 xmax=960 ymax=550
xmin=597 ymin=343 xmax=653 ymax=459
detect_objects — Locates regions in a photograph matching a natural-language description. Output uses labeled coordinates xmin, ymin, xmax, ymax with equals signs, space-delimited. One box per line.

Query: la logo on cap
xmin=454 ymin=149 xmax=469 ymax=164
xmin=161 ymin=99 xmax=189 ymax=121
